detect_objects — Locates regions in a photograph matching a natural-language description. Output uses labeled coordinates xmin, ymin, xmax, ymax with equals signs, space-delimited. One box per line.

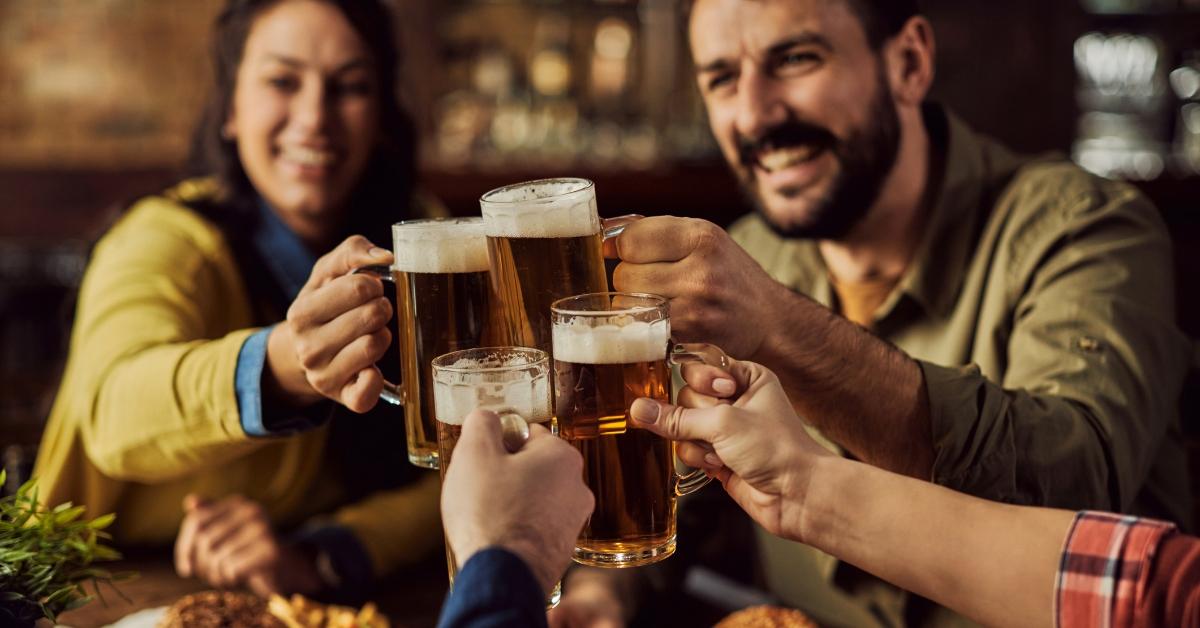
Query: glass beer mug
xmin=430 ymin=347 xmax=561 ymax=606
xmin=355 ymin=218 xmax=491 ymax=469
xmin=551 ymin=292 xmax=721 ymax=567
xmin=479 ymin=177 xmax=628 ymax=355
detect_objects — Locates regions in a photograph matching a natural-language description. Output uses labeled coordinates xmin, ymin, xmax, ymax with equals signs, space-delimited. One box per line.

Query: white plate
xmin=102 ymin=606 xmax=167 ymax=628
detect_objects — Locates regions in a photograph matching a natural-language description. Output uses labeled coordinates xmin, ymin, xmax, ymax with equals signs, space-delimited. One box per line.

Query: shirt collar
xmin=781 ymin=104 xmax=1024 ymax=321
xmin=253 ymin=198 xmax=317 ymax=302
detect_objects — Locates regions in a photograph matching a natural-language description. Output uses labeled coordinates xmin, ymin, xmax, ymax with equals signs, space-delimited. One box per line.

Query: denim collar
xmin=252 ymin=198 xmax=316 ymax=302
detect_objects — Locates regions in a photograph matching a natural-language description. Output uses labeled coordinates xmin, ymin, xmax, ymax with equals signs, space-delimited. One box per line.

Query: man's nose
xmin=733 ymin=69 xmax=788 ymax=142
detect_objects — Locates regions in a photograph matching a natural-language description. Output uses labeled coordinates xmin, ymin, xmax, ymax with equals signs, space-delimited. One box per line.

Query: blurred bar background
xmin=1 ymin=0 xmax=1197 ymax=503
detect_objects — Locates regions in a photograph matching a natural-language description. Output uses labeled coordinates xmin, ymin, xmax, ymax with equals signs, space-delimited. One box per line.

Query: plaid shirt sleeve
xmin=1055 ymin=511 xmax=1177 ymax=627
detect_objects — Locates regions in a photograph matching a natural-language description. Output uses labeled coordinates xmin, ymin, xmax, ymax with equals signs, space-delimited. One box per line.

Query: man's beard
xmin=735 ymin=69 xmax=901 ymax=240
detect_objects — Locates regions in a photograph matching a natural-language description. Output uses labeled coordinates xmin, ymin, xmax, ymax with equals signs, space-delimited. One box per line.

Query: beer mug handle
xmin=351 ymin=264 xmax=404 ymax=406
xmin=667 ymin=342 xmax=732 ymax=496
xmin=600 ymin=214 xmax=642 ymax=241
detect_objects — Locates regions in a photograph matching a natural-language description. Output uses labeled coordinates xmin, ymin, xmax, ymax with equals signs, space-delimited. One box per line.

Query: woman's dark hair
xmin=185 ymin=0 xmax=416 ymax=248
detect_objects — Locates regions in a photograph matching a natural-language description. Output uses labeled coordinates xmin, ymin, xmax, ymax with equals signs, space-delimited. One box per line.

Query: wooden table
xmin=58 ymin=551 xmax=450 ymax=628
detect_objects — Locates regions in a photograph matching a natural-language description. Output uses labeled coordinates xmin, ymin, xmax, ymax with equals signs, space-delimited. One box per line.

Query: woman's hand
xmin=266 ymin=235 xmax=395 ymax=413
xmin=174 ymin=494 xmax=323 ymax=596
xmin=630 ymin=358 xmax=835 ymax=542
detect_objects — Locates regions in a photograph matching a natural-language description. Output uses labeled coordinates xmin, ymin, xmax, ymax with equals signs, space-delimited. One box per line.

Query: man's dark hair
xmin=845 ymin=0 xmax=919 ymax=49
xmin=185 ymin=0 xmax=417 ymax=248
xmin=683 ymin=0 xmax=919 ymax=50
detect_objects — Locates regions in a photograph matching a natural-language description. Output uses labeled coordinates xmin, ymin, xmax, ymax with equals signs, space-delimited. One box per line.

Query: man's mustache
xmin=736 ymin=121 xmax=838 ymax=167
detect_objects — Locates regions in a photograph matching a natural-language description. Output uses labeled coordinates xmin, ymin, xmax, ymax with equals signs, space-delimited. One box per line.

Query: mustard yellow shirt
xmin=33 ymin=179 xmax=442 ymax=579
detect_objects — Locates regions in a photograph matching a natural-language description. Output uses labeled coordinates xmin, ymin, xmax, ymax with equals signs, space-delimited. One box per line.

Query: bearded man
xmin=556 ymin=1 xmax=1192 ymax=626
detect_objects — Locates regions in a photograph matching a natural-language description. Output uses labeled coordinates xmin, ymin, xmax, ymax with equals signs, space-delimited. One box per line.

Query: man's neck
xmin=819 ymin=112 xmax=932 ymax=284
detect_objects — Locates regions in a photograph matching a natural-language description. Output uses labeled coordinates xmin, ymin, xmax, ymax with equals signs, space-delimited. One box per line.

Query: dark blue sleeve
xmin=288 ymin=524 xmax=375 ymax=605
xmin=235 ymin=326 xmax=330 ymax=436
xmin=436 ymin=547 xmax=548 ymax=628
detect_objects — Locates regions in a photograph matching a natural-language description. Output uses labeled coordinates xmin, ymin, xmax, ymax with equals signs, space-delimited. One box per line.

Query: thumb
xmin=629 ymin=397 xmax=723 ymax=444
xmin=306 ymin=235 xmax=392 ymax=290
xmin=601 ymin=214 xmax=643 ymax=259
xmin=458 ymin=409 xmax=505 ymax=456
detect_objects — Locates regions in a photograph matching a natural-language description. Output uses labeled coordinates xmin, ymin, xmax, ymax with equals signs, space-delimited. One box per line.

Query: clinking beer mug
xmin=354 ymin=217 xmax=491 ymax=470
xmin=551 ymin=292 xmax=725 ymax=568
xmin=429 ymin=347 xmax=561 ymax=607
xmin=479 ymin=177 xmax=633 ymax=354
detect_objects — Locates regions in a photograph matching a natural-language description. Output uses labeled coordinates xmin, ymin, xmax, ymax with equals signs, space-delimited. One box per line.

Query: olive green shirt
xmin=729 ymin=106 xmax=1192 ymax=627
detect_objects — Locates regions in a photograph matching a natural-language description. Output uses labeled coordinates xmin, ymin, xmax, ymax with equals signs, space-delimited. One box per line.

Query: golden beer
xmin=430 ymin=347 xmax=558 ymax=604
xmin=480 ymin=179 xmax=609 ymax=354
xmin=551 ymin=293 xmax=711 ymax=567
xmin=392 ymin=219 xmax=490 ymax=469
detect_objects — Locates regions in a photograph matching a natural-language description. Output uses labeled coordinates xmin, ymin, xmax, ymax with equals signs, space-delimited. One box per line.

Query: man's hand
xmin=267 ymin=235 xmax=395 ymax=413
xmin=174 ymin=494 xmax=322 ymax=596
xmin=607 ymin=217 xmax=788 ymax=358
xmin=629 ymin=359 xmax=834 ymax=542
xmin=441 ymin=409 xmax=595 ymax=597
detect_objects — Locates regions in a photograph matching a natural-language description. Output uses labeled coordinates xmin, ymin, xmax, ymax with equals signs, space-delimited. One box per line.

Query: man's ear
xmin=885 ymin=16 xmax=936 ymax=107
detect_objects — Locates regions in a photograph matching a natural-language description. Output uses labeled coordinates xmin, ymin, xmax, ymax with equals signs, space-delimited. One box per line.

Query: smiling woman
xmin=224 ymin=0 xmax=382 ymax=246
xmin=32 ymin=0 xmax=445 ymax=605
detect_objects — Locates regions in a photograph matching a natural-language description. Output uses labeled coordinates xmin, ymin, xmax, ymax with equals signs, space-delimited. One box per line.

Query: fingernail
xmin=368 ymin=247 xmax=391 ymax=259
xmin=704 ymin=453 xmax=722 ymax=467
xmin=713 ymin=378 xmax=736 ymax=395
xmin=629 ymin=398 xmax=659 ymax=424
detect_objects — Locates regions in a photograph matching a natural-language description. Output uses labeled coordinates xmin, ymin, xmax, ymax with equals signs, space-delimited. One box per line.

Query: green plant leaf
xmin=87 ymin=513 xmax=115 ymax=530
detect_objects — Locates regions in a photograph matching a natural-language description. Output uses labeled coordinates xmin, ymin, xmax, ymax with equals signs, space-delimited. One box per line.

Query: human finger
xmin=175 ymin=509 xmax=201 ymax=578
xmin=293 ymin=296 xmax=392 ymax=373
xmin=176 ymin=496 xmax=237 ymax=578
xmin=457 ymin=409 xmax=505 ymax=457
xmin=677 ymin=440 xmax=722 ymax=470
xmin=304 ymin=235 xmax=392 ymax=291
xmin=306 ymin=326 xmax=391 ymax=399
xmin=193 ymin=501 xmax=265 ymax=584
xmin=611 ymin=216 xmax=723 ymax=264
xmin=610 ymin=260 xmax=682 ymax=297
xmin=212 ymin=523 xmax=277 ymax=588
xmin=290 ymin=273 xmax=389 ymax=331
xmin=680 ymin=363 xmax=742 ymax=399
xmin=337 ymin=365 xmax=386 ymax=414
xmin=628 ymin=397 xmax=728 ymax=444
xmin=600 ymin=214 xmax=644 ymax=259
xmin=677 ymin=386 xmax=726 ymax=410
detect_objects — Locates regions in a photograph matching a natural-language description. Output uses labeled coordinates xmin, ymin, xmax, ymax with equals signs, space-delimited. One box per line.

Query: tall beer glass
xmin=357 ymin=218 xmax=491 ymax=469
xmin=431 ymin=347 xmax=560 ymax=605
xmin=551 ymin=293 xmax=714 ymax=568
xmin=480 ymin=178 xmax=610 ymax=354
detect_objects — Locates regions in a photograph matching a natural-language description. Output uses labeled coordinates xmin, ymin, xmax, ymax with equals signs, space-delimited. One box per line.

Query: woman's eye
xmin=267 ymin=76 xmax=299 ymax=91
xmin=338 ymin=80 xmax=374 ymax=96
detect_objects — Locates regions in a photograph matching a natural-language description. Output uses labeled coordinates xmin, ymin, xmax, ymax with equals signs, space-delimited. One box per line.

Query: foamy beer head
xmin=392 ymin=217 xmax=489 ymax=274
xmin=552 ymin=318 xmax=670 ymax=365
xmin=431 ymin=347 xmax=552 ymax=428
xmin=479 ymin=178 xmax=600 ymax=238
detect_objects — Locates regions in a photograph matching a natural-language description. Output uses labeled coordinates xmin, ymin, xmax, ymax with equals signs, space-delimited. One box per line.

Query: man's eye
xmin=706 ymin=73 xmax=735 ymax=92
xmin=779 ymin=51 xmax=820 ymax=68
